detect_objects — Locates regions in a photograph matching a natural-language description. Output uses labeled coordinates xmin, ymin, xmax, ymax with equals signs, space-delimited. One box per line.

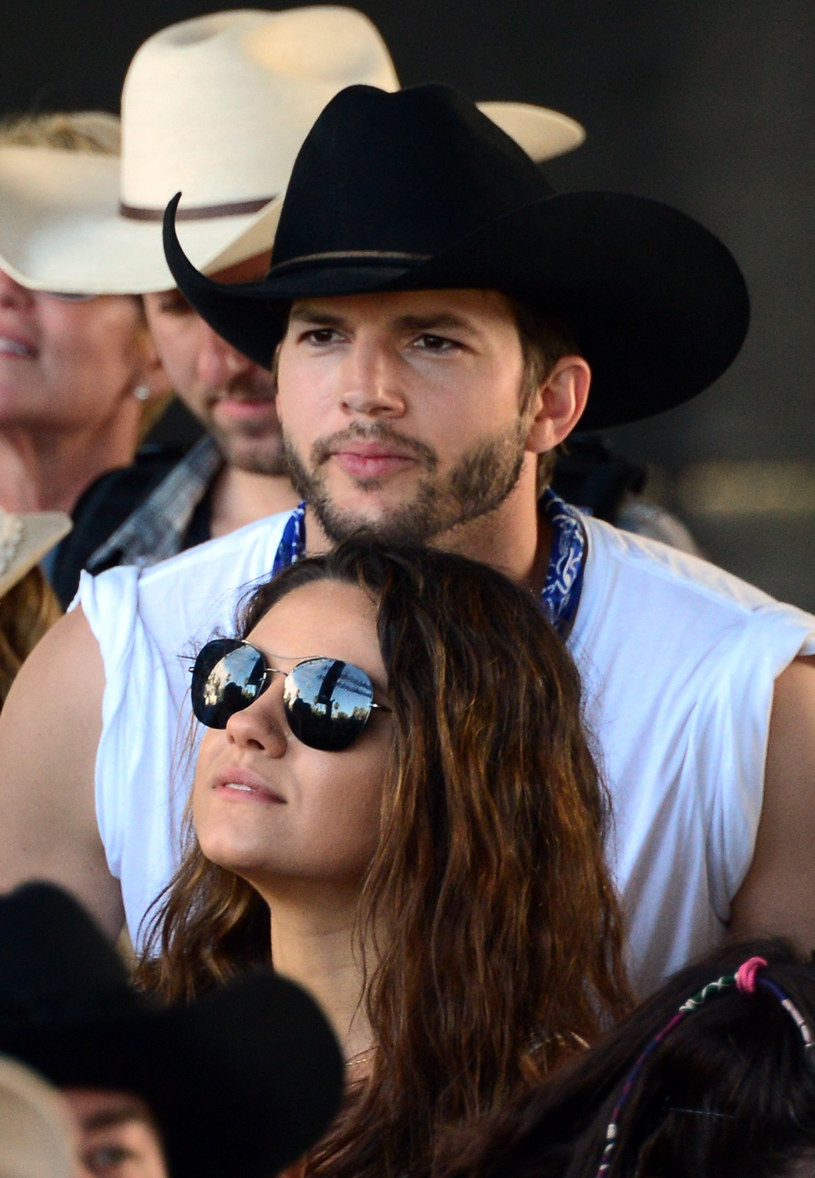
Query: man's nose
xmin=197 ymin=322 xmax=257 ymax=386
xmin=340 ymin=340 xmax=405 ymax=417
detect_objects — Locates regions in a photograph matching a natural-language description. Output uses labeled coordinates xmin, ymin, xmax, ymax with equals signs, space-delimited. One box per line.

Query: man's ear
xmin=525 ymin=355 xmax=591 ymax=453
xmin=269 ymin=342 xmax=283 ymax=419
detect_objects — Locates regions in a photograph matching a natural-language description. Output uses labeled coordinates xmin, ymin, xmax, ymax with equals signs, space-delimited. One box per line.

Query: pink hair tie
xmin=736 ymin=956 xmax=767 ymax=994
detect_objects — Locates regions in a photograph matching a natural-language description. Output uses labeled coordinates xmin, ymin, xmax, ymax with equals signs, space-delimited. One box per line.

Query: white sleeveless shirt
xmin=81 ymin=510 xmax=815 ymax=994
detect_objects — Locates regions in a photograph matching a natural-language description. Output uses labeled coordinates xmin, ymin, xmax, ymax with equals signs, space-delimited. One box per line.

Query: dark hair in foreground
xmin=477 ymin=938 xmax=815 ymax=1178
xmin=138 ymin=539 xmax=630 ymax=1178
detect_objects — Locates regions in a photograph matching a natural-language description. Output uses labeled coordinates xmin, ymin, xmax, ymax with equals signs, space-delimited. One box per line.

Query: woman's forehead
xmin=247 ymin=579 xmax=386 ymax=685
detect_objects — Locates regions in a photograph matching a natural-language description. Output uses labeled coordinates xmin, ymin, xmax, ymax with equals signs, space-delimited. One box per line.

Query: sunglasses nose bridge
xmin=223 ymin=677 xmax=290 ymax=753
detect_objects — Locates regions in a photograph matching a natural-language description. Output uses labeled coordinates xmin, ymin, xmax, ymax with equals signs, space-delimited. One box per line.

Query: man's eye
xmin=83 ymin=1144 xmax=135 ymax=1174
xmin=158 ymin=293 xmax=193 ymax=315
xmin=303 ymin=328 xmax=340 ymax=344
xmin=415 ymin=334 xmax=458 ymax=352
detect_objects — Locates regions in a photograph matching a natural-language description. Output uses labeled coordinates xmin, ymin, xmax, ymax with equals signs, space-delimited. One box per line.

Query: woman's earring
xmin=134 ymin=385 xmax=151 ymax=402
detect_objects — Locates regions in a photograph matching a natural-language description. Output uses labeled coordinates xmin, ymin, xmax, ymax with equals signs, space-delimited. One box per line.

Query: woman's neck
xmin=0 ymin=415 xmax=141 ymax=512
xmin=265 ymin=885 xmax=374 ymax=1061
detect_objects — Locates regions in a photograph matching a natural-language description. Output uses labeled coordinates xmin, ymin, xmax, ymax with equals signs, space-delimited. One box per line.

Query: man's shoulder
xmin=576 ymin=513 xmax=815 ymax=659
xmin=79 ymin=508 xmax=295 ymax=656
xmin=135 ymin=507 xmax=292 ymax=587
xmin=583 ymin=513 xmax=779 ymax=613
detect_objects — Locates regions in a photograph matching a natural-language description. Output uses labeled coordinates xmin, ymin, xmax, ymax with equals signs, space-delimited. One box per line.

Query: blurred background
xmin=2 ymin=0 xmax=813 ymax=607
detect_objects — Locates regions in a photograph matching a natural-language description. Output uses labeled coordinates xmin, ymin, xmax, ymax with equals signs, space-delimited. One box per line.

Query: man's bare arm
xmin=0 ymin=606 xmax=124 ymax=938
xmin=730 ymin=654 xmax=815 ymax=951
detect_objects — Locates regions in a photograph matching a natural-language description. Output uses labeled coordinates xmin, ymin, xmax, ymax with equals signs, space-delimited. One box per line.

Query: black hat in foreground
xmin=164 ymin=83 xmax=749 ymax=430
xmin=0 ymin=883 xmax=343 ymax=1178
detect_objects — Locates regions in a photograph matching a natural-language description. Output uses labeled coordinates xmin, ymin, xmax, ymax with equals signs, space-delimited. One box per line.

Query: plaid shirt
xmin=86 ymin=436 xmax=223 ymax=572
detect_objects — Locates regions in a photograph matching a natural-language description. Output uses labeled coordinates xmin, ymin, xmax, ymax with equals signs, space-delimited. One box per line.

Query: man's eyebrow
xmin=288 ymin=305 xmax=483 ymax=336
xmin=288 ymin=304 xmax=348 ymax=328
xmin=81 ymin=1106 xmax=155 ymax=1132
xmin=394 ymin=313 xmax=481 ymax=336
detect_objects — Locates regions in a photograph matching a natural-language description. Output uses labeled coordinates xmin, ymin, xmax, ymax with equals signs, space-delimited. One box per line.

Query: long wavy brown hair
xmin=137 ymin=539 xmax=631 ymax=1178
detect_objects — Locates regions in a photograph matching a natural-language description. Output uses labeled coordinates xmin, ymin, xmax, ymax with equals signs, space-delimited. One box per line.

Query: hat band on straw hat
xmin=119 ymin=194 xmax=276 ymax=222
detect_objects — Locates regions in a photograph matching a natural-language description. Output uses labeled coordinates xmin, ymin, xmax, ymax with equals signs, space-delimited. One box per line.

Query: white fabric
xmin=81 ymin=510 xmax=815 ymax=993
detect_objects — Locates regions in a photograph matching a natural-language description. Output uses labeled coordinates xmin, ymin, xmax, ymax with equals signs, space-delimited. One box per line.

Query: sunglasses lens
xmin=191 ymin=639 xmax=268 ymax=728
xmin=283 ymin=658 xmax=374 ymax=752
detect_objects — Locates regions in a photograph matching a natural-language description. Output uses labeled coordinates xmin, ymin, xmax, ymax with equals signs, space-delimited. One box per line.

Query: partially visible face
xmin=63 ymin=1088 xmax=167 ymax=1178
xmin=143 ymin=253 xmax=288 ymax=476
xmin=0 ymin=270 xmax=149 ymax=436
xmin=192 ymin=578 xmax=390 ymax=896
xmin=276 ymin=288 xmax=533 ymax=545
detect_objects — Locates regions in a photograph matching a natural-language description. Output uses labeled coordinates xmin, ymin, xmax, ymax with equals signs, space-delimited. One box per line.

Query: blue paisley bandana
xmin=271 ymin=491 xmax=586 ymax=638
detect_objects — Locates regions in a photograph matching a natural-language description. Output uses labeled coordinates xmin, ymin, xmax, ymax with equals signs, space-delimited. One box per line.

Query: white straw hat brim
xmin=0 ymin=1055 xmax=74 ymax=1178
xmin=480 ymin=101 xmax=585 ymax=162
xmin=0 ymin=146 xmax=284 ymax=295
xmin=0 ymin=106 xmax=582 ymax=296
xmin=0 ymin=511 xmax=72 ymax=598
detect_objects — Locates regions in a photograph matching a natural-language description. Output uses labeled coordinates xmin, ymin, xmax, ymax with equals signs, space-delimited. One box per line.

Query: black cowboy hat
xmin=163 ymin=83 xmax=749 ymax=430
xmin=0 ymin=883 xmax=343 ymax=1178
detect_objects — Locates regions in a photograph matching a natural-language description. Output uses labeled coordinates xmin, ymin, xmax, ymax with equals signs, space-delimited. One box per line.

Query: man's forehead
xmin=287 ymin=287 xmax=516 ymax=328
xmin=63 ymin=1087 xmax=158 ymax=1130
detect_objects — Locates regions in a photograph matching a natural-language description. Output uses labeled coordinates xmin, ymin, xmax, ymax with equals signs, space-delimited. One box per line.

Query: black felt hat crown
xmin=0 ymin=883 xmax=343 ymax=1178
xmin=164 ymin=82 xmax=750 ymax=428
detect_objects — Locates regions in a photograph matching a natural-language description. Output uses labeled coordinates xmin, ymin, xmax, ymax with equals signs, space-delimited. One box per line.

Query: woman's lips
xmin=0 ymin=333 xmax=36 ymax=359
xmin=213 ymin=766 xmax=285 ymax=803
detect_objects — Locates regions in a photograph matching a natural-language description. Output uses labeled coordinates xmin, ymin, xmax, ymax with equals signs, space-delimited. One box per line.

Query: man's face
xmin=143 ymin=253 xmax=288 ymax=476
xmin=63 ymin=1088 xmax=167 ymax=1178
xmin=276 ymin=288 xmax=536 ymax=545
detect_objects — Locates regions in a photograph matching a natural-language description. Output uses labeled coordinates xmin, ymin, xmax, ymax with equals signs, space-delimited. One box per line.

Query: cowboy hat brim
xmin=0 ymin=147 xmax=285 ymax=295
xmin=0 ymin=103 xmax=582 ymax=295
xmin=2 ymin=968 xmax=343 ymax=1178
xmin=163 ymin=188 xmax=749 ymax=430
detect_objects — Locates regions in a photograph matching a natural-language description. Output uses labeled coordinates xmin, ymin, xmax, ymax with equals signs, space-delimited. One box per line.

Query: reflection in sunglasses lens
xmin=192 ymin=641 xmax=267 ymax=728
xmin=285 ymin=659 xmax=373 ymax=752
xmin=192 ymin=644 xmax=378 ymax=751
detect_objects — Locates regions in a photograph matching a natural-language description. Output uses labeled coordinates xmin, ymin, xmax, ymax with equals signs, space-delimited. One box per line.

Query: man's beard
xmin=282 ymin=421 xmax=528 ymax=545
xmin=210 ymin=419 xmax=291 ymax=477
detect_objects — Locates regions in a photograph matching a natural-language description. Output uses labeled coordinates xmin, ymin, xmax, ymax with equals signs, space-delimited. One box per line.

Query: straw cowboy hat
xmin=0 ymin=1056 xmax=75 ymax=1178
xmin=0 ymin=7 xmax=584 ymax=296
xmin=0 ymin=509 xmax=71 ymax=597
xmin=0 ymin=882 xmax=343 ymax=1178
xmin=164 ymin=83 xmax=749 ymax=429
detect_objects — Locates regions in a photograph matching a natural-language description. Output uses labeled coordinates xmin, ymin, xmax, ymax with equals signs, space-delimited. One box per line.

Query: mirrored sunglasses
xmin=190 ymin=638 xmax=391 ymax=752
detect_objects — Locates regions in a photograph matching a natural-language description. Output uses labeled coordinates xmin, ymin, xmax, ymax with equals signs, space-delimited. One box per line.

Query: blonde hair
xmin=0 ymin=567 xmax=63 ymax=710
xmin=0 ymin=109 xmax=121 ymax=153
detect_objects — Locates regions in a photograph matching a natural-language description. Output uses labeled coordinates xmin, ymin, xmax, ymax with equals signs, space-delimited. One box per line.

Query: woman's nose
xmin=224 ymin=696 xmax=289 ymax=756
xmin=0 ymin=267 xmax=35 ymax=308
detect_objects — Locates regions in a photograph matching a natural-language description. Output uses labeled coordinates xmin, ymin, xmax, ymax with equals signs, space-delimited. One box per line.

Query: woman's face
xmin=192 ymin=578 xmax=391 ymax=896
xmin=0 ymin=269 xmax=150 ymax=435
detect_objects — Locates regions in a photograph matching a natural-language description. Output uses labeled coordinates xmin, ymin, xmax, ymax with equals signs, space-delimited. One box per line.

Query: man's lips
xmin=330 ymin=442 xmax=416 ymax=480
